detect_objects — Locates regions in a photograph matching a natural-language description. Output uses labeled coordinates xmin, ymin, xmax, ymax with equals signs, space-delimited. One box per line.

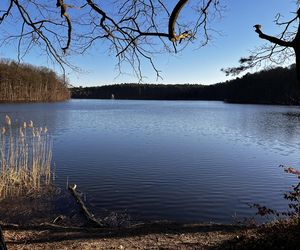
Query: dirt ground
xmin=1 ymin=222 xmax=247 ymax=250
xmin=2 ymin=218 xmax=299 ymax=250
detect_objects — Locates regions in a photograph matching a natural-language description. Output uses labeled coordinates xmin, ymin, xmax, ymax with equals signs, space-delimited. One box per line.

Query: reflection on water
xmin=0 ymin=100 xmax=299 ymax=223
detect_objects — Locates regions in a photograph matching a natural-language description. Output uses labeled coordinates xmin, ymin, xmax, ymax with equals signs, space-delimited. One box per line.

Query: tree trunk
xmin=295 ymin=47 xmax=300 ymax=84
xmin=0 ymin=226 xmax=7 ymax=250
xmin=292 ymin=47 xmax=300 ymax=103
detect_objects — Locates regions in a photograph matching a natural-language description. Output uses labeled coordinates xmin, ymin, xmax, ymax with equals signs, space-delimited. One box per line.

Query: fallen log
xmin=0 ymin=225 xmax=7 ymax=250
xmin=68 ymin=184 xmax=105 ymax=227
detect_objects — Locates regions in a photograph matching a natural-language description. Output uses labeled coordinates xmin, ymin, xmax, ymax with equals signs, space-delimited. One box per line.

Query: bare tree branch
xmin=254 ymin=25 xmax=293 ymax=47
xmin=223 ymin=7 xmax=300 ymax=82
xmin=0 ymin=0 xmax=221 ymax=80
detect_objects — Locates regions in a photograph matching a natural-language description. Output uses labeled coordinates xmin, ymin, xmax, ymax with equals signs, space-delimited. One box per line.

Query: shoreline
xmin=0 ymin=189 xmax=298 ymax=249
xmin=1 ymin=217 xmax=298 ymax=249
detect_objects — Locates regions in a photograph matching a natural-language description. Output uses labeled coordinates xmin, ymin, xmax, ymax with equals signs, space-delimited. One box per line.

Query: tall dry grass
xmin=0 ymin=115 xmax=52 ymax=200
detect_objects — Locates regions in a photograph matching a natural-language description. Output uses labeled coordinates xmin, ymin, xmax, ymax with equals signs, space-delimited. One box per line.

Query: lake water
xmin=1 ymin=100 xmax=300 ymax=223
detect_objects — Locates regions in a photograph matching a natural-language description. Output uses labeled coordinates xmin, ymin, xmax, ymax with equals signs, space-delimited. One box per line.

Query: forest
xmin=71 ymin=65 xmax=300 ymax=105
xmin=0 ymin=60 xmax=70 ymax=102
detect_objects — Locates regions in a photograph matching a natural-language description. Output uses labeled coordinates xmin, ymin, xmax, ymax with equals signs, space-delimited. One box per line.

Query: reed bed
xmin=0 ymin=115 xmax=52 ymax=199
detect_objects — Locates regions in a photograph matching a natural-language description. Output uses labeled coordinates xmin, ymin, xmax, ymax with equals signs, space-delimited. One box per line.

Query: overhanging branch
xmin=254 ymin=25 xmax=293 ymax=47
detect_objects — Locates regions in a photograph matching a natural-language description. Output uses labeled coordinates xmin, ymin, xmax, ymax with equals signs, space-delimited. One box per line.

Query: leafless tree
xmin=0 ymin=59 xmax=70 ymax=102
xmin=0 ymin=0 xmax=222 ymax=79
xmin=223 ymin=5 xmax=300 ymax=84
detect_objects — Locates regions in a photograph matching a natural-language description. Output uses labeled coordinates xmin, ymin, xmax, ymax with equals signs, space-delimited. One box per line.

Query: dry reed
xmin=0 ymin=115 xmax=52 ymax=199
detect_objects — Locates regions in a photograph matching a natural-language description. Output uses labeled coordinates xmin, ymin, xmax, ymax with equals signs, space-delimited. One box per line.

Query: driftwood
xmin=68 ymin=184 xmax=105 ymax=227
xmin=0 ymin=226 xmax=7 ymax=250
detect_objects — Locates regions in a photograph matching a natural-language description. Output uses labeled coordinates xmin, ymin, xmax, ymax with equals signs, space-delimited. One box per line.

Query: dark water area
xmin=0 ymin=100 xmax=299 ymax=224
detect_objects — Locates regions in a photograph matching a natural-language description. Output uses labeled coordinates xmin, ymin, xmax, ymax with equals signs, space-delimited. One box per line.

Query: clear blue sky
xmin=1 ymin=0 xmax=298 ymax=86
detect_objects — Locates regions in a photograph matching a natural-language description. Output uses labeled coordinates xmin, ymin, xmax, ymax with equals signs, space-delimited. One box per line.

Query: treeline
xmin=218 ymin=65 xmax=300 ymax=104
xmin=72 ymin=83 xmax=212 ymax=100
xmin=0 ymin=59 xmax=70 ymax=102
xmin=71 ymin=65 xmax=300 ymax=105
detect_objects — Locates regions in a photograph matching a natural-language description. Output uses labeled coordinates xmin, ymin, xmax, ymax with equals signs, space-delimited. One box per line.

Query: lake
xmin=1 ymin=100 xmax=300 ymax=223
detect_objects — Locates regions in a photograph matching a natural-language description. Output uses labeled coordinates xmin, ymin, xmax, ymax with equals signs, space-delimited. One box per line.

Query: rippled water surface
xmin=1 ymin=100 xmax=300 ymax=223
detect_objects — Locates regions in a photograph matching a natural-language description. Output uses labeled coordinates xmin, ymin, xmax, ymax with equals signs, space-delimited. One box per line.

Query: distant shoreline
xmin=70 ymin=66 xmax=300 ymax=106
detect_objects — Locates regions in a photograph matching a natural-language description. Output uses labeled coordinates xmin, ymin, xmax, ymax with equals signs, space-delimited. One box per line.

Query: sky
xmin=1 ymin=0 xmax=299 ymax=87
